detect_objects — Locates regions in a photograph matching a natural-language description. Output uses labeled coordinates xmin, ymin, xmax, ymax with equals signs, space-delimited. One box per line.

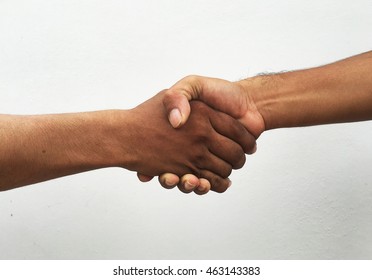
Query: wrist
xmin=235 ymin=75 xmax=284 ymax=134
xmin=236 ymin=71 xmax=314 ymax=131
xmin=56 ymin=109 xmax=137 ymax=171
xmin=242 ymin=74 xmax=287 ymax=131
xmin=62 ymin=110 xmax=130 ymax=170
xmin=98 ymin=109 xmax=138 ymax=170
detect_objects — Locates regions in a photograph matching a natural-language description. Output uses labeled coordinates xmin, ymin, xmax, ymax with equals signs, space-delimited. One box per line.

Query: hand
xmin=163 ymin=75 xmax=265 ymax=136
xmin=128 ymin=90 xmax=256 ymax=193
xmin=138 ymin=75 xmax=265 ymax=193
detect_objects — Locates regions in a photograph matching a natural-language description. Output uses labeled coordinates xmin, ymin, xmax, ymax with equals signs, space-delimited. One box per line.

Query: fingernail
xmin=165 ymin=177 xmax=177 ymax=187
xmin=185 ymin=181 xmax=196 ymax=191
xmin=227 ymin=179 xmax=232 ymax=188
xmin=169 ymin=108 xmax=182 ymax=128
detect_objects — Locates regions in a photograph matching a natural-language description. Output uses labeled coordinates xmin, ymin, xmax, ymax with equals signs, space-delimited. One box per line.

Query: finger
xmin=158 ymin=173 xmax=180 ymax=189
xmin=163 ymin=91 xmax=191 ymax=128
xmin=163 ymin=75 xmax=207 ymax=128
xmin=137 ymin=173 xmax=154 ymax=182
xmin=196 ymin=151 xmax=233 ymax=179
xmin=193 ymin=178 xmax=211 ymax=195
xmin=198 ymin=170 xmax=232 ymax=193
xmin=207 ymin=133 xmax=246 ymax=170
xmin=177 ymin=174 xmax=201 ymax=194
xmin=209 ymin=108 xmax=257 ymax=154
xmin=249 ymin=143 xmax=257 ymax=155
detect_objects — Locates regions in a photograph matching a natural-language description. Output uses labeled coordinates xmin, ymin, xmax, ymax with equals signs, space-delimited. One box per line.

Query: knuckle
xmin=183 ymin=74 xmax=200 ymax=84
xmin=193 ymin=150 xmax=207 ymax=164
xmin=162 ymin=89 xmax=176 ymax=108
xmin=162 ymin=88 xmax=173 ymax=99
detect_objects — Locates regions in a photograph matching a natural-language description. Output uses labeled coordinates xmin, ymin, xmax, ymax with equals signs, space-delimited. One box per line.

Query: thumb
xmin=163 ymin=90 xmax=191 ymax=128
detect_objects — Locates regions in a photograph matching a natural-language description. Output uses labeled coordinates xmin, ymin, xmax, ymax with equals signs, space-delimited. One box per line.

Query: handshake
xmin=129 ymin=50 xmax=372 ymax=195
xmin=1 ymin=51 xmax=371 ymax=192
xmin=0 ymin=74 xmax=264 ymax=192
xmin=132 ymin=75 xmax=264 ymax=195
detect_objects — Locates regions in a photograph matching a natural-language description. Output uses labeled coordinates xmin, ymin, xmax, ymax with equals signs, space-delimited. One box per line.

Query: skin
xmin=0 ymin=91 xmax=256 ymax=192
xmin=152 ymin=51 xmax=372 ymax=192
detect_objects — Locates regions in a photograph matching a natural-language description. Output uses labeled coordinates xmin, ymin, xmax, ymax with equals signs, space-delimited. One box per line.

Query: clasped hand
xmin=134 ymin=76 xmax=264 ymax=195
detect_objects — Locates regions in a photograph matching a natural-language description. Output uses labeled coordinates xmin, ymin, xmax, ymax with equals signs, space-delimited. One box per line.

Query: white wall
xmin=1 ymin=0 xmax=372 ymax=259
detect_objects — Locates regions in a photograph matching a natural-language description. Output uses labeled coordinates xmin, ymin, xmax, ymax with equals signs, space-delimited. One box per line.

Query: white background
xmin=0 ymin=0 xmax=371 ymax=259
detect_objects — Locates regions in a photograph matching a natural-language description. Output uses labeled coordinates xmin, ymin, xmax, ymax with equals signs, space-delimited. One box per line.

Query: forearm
xmin=240 ymin=51 xmax=372 ymax=130
xmin=0 ymin=110 xmax=130 ymax=191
